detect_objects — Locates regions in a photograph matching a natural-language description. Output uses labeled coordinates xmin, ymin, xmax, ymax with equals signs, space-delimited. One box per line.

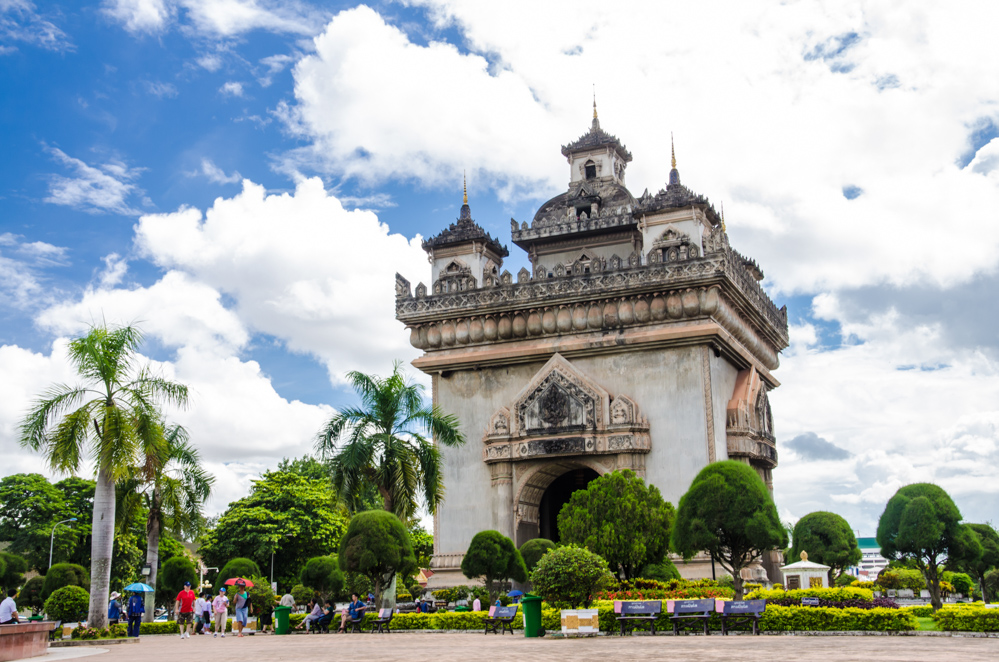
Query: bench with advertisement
xmin=667 ymin=599 xmax=715 ymax=635
xmin=717 ymin=599 xmax=767 ymax=635
xmin=613 ymin=600 xmax=662 ymax=636
xmin=482 ymin=606 xmax=518 ymax=635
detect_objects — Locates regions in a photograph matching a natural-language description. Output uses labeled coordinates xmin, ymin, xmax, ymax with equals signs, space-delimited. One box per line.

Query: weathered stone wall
xmin=434 ymin=344 xmax=736 ymax=560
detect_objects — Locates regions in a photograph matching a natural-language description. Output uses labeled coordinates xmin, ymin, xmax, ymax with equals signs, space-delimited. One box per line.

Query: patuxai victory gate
xmin=395 ymin=109 xmax=788 ymax=587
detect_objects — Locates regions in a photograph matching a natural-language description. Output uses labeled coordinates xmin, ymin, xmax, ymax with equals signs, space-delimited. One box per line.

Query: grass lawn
xmin=916 ymin=616 xmax=940 ymax=631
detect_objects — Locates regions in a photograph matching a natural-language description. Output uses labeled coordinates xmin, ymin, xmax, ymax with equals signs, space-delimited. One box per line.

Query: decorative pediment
xmin=648 ymin=225 xmax=699 ymax=264
xmin=482 ymin=353 xmax=650 ymax=463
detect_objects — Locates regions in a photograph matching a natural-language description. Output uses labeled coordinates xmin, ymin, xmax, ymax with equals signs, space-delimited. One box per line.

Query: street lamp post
xmin=49 ymin=518 xmax=77 ymax=570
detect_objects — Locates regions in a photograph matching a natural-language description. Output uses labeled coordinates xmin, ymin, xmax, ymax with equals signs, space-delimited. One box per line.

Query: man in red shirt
xmin=175 ymin=581 xmax=197 ymax=639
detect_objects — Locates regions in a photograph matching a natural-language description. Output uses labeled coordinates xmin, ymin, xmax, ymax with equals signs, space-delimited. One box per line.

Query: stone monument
xmin=395 ymin=108 xmax=788 ymax=587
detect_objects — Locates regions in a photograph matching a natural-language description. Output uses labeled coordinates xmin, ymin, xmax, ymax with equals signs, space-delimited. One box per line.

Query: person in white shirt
xmin=194 ymin=595 xmax=209 ymax=634
xmin=0 ymin=589 xmax=19 ymax=625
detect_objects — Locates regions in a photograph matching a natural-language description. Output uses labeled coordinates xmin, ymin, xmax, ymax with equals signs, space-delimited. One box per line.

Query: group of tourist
xmin=171 ymin=580 xmax=256 ymax=639
xmin=296 ymin=592 xmax=366 ymax=633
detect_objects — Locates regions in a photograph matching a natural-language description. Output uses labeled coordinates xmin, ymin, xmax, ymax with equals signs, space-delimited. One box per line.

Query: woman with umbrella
xmin=229 ymin=579 xmax=252 ymax=638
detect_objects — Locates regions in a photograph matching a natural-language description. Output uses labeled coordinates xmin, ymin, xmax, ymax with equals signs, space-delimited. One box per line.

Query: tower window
xmin=584 ymin=161 xmax=596 ymax=179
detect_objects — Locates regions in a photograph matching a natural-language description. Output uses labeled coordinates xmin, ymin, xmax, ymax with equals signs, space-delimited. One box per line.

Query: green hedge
xmin=903 ymin=605 xmax=934 ymax=618
xmin=745 ymin=587 xmax=874 ymax=602
xmin=759 ymin=605 xmax=916 ymax=631
xmin=933 ymin=606 xmax=999 ymax=632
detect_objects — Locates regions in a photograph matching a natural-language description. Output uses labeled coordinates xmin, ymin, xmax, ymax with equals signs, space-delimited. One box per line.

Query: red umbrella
xmin=224 ymin=577 xmax=255 ymax=588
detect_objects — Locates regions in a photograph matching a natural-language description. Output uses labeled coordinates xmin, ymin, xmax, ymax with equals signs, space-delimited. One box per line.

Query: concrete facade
xmin=396 ymin=112 xmax=788 ymax=587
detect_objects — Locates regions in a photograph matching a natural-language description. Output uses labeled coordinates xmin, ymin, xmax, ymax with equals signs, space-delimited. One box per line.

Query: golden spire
xmin=671 ymin=132 xmax=677 ymax=169
xmin=593 ymin=84 xmax=598 ymax=119
xmin=721 ymin=202 xmax=727 ymax=232
xmin=463 ymin=171 xmax=468 ymax=204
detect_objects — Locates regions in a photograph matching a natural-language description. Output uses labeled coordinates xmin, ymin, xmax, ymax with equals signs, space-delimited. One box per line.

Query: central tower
xmin=395 ymin=114 xmax=788 ymax=587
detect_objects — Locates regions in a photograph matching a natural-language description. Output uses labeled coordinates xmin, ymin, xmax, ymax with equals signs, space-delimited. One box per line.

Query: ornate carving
xmin=482 ymin=354 xmax=650 ymax=464
xmin=395 ymin=273 xmax=411 ymax=299
xmin=726 ymin=366 xmax=777 ymax=469
xmin=701 ymin=345 xmax=716 ymax=463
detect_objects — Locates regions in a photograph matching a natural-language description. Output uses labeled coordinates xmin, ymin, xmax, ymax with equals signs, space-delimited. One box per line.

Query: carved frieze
xmin=482 ymin=354 xmax=650 ymax=464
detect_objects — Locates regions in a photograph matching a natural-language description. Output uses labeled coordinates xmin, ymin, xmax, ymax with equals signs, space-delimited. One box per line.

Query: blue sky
xmin=2 ymin=0 xmax=997 ymax=535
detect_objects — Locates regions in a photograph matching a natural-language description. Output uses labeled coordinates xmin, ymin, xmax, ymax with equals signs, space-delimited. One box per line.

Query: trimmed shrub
xmin=850 ymin=580 xmax=876 ymax=589
xmin=904 ymin=605 xmax=934 ymax=618
xmin=638 ymin=558 xmax=682 ymax=583
xmin=876 ymin=568 xmax=926 ymax=591
xmin=759 ymin=605 xmax=917 ymax=631
xmin=19 ymin=576 xmax=46 ymax=612
xmin=290 ymin=584 xmax=313 ymax=605
xmin=156 ymin=555 xmax=198 ymax=609
xmin=216 ymin=558 xmax=261 ymax=592
xmin=44 ymin=585 xmax=89 ymax=622
xmin=139 ymin=622 xmax=179 ymax=635
xmin=943 ymin=572 xmax=975 ymax=596
xmin=71 ymin=624 xmax=127 ymax=640
xmin=519 ymin=538 xmax=555 ymax=573
xmin=933 ymin=605 xmax=999 ymax=632
xmin=746 ymin=587 xmax=874 ymax=602
xmin=531 ymin=545 xmax=613 ymax=608
xmin=42 ymin=563 xmax=89 ymax=600
xmin=300 ymin=556 xmax=344 ymax=600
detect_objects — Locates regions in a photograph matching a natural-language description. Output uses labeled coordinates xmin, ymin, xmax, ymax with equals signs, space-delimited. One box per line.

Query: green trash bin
xmin=274 ymin=605 xmax=292 ymax=635
xmin=521 ymin=594 xmax=543 ymax=638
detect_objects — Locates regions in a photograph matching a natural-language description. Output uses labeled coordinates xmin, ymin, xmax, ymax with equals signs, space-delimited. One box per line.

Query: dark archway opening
xmin=538 ymin=468 xmax=599 ymax=542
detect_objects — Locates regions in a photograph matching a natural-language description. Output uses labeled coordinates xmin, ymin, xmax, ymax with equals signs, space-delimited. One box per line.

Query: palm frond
xmin=19 ymin=385 xmax=92 ymax=450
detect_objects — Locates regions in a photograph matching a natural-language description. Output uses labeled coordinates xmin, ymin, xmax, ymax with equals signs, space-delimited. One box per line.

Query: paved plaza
xmin=44 ymin=632 xmax=999 ymax=662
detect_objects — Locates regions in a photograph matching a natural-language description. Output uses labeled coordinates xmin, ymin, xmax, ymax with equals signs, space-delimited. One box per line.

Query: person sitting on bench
xmin=338 ymin=593 xmax=365 ymax=633
xmin=0 ymin=589 xmax=19 ymax=625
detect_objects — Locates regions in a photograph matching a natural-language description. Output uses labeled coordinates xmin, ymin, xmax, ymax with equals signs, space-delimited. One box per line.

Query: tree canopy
xmin=315 ymin=362 xmax=465 ymax=519
xmin=198 ymin=470 xmax=348 ymax=590
xmin=338 ymin=509 xmax=416 ymax=608
xmin=959 ymin=524 xmax=999 ymax=603
xmin=0 ymin=474 xmax=83 ymax=571
xmin=790 ymin=511 xmax=862 ymax=584
xmin=877 ymin=482 xmax=981 ymax=610
xmin=0 ymin=552 xmax=27 ymax=593
xmin=557 ymin=469 xmax=674 ymax=579
xmin=42 ymin=562 xmax=89 ymax=600
xmin=671 ymin=460 xmax=787 ymax=599
xmin=461 ymin=530 xmax=527 ymax=603
xmin=519 ymin=538 xmax=555 ymax=573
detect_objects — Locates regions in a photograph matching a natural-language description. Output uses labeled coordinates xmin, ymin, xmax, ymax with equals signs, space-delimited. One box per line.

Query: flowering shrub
xmin=850 ymin=581 xmax=876 ymax=589
xmin=746 ymin=587 xmax=874 ymax=602
xmin=70 ymin=624 xmax=127 ymax=640
xmin=596 ymin=577 xmax=734 ymax=601
xmin=934 ymin=605 xmax=999 ymax=632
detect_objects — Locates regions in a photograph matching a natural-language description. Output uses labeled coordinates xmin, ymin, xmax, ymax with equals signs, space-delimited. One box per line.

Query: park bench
xmin=309 ymin=611 xmax=334 ymax=633
xmin=343 ymin=606 xmax=367 ymax=633
xmin=668 ymin=599 xmax=715 ymax=635
xmin=718 ymin=599 xmax=766 ymax=635
xmin=483 ymin=606 xmax=518 ymax=635
xmin=614 ymin=600 xmax=662 ymax=636
xmin=48 ymin=621 xmax=63 ymax=641
xmin=370 ymin=608 xmax=393 ymax=633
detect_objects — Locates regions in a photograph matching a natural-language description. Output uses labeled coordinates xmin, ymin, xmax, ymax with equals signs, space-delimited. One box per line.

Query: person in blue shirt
xmin=126 ymin=592 xmax=145 ymax=637
xmin=107 ymin=592 xmax=121 ymax=625
xmin=336 ymin=593 xmax=365 ymax=633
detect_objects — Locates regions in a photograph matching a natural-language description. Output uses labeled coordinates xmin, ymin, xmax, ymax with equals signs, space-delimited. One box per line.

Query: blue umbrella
xmin=123 ymin=582 xmax=155 ymax=593
xmin=507 ymin=590 xmax=524 ymax=597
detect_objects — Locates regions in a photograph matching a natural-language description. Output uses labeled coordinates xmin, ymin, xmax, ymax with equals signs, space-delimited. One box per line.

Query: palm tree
xmin=20 ymin=324 xmax=188 ymax=627
xmin=119 ymin=423 xmax=213 ymax=621
xmin=315 ymin=362 xmax=465 ymax=520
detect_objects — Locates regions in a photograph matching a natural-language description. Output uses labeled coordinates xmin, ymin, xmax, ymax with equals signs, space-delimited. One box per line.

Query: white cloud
xmin=101 ymin=0 xmax=172 ymax=34
xmin=282 ymin=1 xmax=999 ymax=295
xmin=132 ymin=177 xmax=427 ymax=381
xmin=219 ymin=81 xmax=244 ymax=97
xmin=98 ymin=253 xmax=128 ymax=288
xmin=771 ymin=309 xmax=999 ymax=532
xmin=103 ymin=0 xmax=322 ymax=37
xmin=44 ymin=146 xmax=144 ymax=215
xmin=195 ymin=158 xmax=242 ymax=185
xmin=0 ymin=233 xmax=67 ymax=309
xmin=143 ymin=80 xmax=178 ymax=98
xmin=1 ymin=0 xmax=73 ymax=53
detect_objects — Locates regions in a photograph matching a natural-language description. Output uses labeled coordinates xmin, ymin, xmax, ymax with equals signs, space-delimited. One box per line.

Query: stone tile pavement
xmin=74 ymin=631 xmax=999 ymax=662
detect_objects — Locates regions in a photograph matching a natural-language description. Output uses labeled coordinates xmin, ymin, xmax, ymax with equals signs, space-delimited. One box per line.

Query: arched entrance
xmin=538 ymin=467 xmax=599 ymax=541
xmin=514 ymin=460 xmax=607 ymax=546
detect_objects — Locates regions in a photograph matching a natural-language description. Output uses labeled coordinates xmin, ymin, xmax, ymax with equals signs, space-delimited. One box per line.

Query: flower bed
xmin=596 ymin=578 xmax=734 ymax=601
xmin=71 ymin=624 xmax=128 ymax=640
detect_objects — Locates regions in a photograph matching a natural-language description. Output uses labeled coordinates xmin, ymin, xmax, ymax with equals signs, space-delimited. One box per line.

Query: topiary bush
xmin=933 ymin=605 xmax=999 ymax=632
xmin=290 ymin=584 xmax=313 ymax=605
xmin=530 ymin=545 xmax=613 ymax=608
xmin=519 ymin=538 xmax=555 ymax=573
xmin=19 ymin=576 xmax=46 ymax=612
xmin=42 ymin=563 xmax=89 ymax=600
xmin=300 ymin=556 xmax=344 ymax=600
xmin=638 ymin=558 xmax=682 ymax=583
xmin=156 ymin=555 xmax=198 ymax=610
xmin=216 ymin=557 xmax=262 ymax=592
xmin=943 ymin=572 xmax=975 ymax=596
xmin=44 ymin=585 xmax=90 ymax=622
xmin=876 ymin=568 xmax=926 ymax=591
